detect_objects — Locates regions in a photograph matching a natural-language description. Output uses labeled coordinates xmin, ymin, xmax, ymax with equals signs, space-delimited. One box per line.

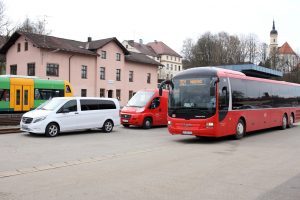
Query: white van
xmin=20 ymin=97 xmax=120 ymax=137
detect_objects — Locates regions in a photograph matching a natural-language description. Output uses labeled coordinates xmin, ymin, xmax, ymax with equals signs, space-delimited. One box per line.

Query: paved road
xmin=0 ymin=125 xmax=300 ymax=200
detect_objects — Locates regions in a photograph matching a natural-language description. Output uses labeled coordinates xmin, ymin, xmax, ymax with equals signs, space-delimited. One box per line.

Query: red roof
xmin=278 ymin=42 xmax=296 ymax=55
xmin=147 ymin=41 xmax=182 ymax=58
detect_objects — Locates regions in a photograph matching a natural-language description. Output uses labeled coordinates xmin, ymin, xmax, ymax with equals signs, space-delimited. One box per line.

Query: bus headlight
xmin=33 ymin=116 xmax=47 ymax=123
xmin=168 ymin=121 xmax=172 ymax=125
xmin=206 ymin=122 xmax=214 ymax=128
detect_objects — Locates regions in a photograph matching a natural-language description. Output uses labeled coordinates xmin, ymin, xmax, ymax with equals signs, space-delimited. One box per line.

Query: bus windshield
xmin=169 ymin=77 xmax=216 ymax=119
xmin=126 ymin=91 xmax=155 ymax=107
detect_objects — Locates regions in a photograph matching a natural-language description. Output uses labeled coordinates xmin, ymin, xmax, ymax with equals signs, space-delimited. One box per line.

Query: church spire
xmin=270 ymin=19 xmax=278 ymax=35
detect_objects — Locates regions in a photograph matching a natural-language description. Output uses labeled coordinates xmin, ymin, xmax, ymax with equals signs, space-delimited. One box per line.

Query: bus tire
xmin=234 ymin=119 xmax=245 ymax=140
xmin=45 ymin=123 xmax=60 ymax=137
xmin=143 ymin=117 xmax=152 ymax=129
xmin=287 ymin=114 xmax=294 ymax=128
xmin=281 ymin=114 xmax=288 ymax=130
xmin=102 ymin=120 xmax=114 ymax=133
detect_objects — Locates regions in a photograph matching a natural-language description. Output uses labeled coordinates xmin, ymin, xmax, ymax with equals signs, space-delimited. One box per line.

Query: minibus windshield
xmin=127 ymin=91 xmax=155 ymax=107
xmin=37 ymin=98 xmax=66 ymax=111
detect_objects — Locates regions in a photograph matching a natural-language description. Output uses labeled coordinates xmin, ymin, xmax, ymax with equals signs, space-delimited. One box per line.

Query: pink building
xmin=0 ymin=32 xmax=161 ymax=106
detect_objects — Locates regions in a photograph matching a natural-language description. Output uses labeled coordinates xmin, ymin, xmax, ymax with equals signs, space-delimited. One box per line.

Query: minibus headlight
xmin=168 ymin=121 xmax=172 ymax=125
xmin=33 ymin=116 xmax=47 ymax=123
xmin=206 ymin=122 xmax=214 ymax=128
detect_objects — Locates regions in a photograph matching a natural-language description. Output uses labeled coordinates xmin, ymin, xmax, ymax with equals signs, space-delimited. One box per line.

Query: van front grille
xmin=22 ymin=117 xmax=33 ymax=124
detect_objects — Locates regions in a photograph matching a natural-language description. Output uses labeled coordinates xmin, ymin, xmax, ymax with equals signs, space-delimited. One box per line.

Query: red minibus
xmin=120 ymin=89 xmax=168 ymax=128
xmin=159 ymin=67 xmax=300 ymax=139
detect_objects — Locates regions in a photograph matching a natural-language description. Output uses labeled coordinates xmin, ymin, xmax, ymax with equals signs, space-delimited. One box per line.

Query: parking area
xmin=0 ymin=125 xmax=300 ymax=200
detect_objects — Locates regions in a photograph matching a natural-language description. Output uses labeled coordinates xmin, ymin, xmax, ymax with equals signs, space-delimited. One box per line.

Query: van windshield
xmin=126 ymin=91 xmax=155 ymax=107
xmin=37 ymin=98 xmax=66 ymax=111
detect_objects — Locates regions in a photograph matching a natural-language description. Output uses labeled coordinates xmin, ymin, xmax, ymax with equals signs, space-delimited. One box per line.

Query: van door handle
xmin=75 ymin=112 xmax=79 ymax=114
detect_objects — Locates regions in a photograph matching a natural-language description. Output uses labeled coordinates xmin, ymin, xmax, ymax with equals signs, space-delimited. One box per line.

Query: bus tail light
xmin=206 ymin=122 xmax=214 ymax=128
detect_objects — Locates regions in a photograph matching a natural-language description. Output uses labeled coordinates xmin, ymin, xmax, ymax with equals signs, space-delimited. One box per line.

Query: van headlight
xmin=33 ymin=116 xmax=47 ymax=123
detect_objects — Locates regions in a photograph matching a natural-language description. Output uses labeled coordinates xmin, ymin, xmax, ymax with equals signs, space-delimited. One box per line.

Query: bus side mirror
xmin=159 ymin=88 xmax=162 ymax=96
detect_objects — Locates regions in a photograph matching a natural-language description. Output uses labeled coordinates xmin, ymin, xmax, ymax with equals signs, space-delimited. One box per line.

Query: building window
xmin=166 ymin=74 xmax=169 ymax=80
xmin=116 ymin=53 xmax=121 ymax=61
xmin=167 ymin=56 xmax=169 ymax=60
xmin=100 ymin=88 xmax=105 ymax=97
xmin=10 ymin=65 xmax=17 ymax=75
xmin=129 ymin=71 xmax=133 ymax=82
xmin=167 ymin=63 xmax=169 ymax=70
xmin=175 ymin=65 xmax=177 ymax=71
xmin=27 ymin=63 xmax=35 ymax=76
xmin=46 ymin=63 xmax=59 ymax=76
xmin=101 ymin=51 xmax=106 ymax=59
xmin=147 ymin=73 xmax=151 ymax=84
xmin=178 ymin=66 xmax=181 ymax=71
xmin=171 ymin=64 xmax=173 ymax=70
xmin=81 ymin=89 xmax=87 ymax=97
xmin=81 ymin=65 xmax=87 ymax=79
xmin=17 ymin=43 xmax=21 ymax=52
xmin=116 ymin=89 xmax=121 ymax=101
xmin=116 ymin=69 xmax=121 ymax=81
xmin=129 ymin=90 xmax=133 ymax=100
xmin=100 ymin=67 xmax=105 ymax=80
xmin=25 ymin=42 xmax=28 ymax=51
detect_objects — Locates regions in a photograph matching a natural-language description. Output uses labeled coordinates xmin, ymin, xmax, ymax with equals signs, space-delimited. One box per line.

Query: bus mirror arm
xmin=159 ymin=80 xmax=173 ymax=96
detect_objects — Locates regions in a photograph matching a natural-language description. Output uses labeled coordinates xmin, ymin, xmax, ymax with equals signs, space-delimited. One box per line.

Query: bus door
xmin=218 ymin=77 xmax=230 ymax=135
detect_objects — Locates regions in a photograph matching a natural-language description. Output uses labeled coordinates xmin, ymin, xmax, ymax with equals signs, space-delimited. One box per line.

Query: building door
xmin=108 ymin=90 xmax=113 ymax=98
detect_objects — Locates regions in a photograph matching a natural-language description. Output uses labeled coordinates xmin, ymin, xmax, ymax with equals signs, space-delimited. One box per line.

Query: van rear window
xmin=80 ymin=99 xmax=116 ymax=111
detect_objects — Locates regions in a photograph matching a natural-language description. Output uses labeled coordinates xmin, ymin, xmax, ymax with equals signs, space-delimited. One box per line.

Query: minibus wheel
xmin=103 ymin=120 xmax=114 ymax=133
xmin=287 ymin=114 xmax=294 ymax=128
xmin=234 ymin=119 xmax=245 ymax=140
xmin=143 ymin=117 xmax=152 ymax=129
xmin=281 ymin=114 xmax=288 ymax=130
xmin=45 ymin=123 xmax=60 ymax=137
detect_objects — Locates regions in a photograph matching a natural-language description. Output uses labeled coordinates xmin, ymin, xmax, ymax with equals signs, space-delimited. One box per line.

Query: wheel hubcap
xmin=290 ymin=116 xmax=293 ymax=125
xmin=49 ymin=125 xmax=58 ymax=136
xmin=145 ymin=120 xmax=151 ymax=127
xmin=237 ymin=123 xmax=244 ymax=135
xmin=283 ymin=116 xmax=287 ymax=127
xmin=105 ymin=122 xmax=112 ymax=131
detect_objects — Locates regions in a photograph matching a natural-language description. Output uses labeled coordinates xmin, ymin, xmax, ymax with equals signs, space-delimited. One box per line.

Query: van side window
xmin=80 ymin=99 xmax=116 ymax=111
xmin=58 ymin=100 xmax=77 ymax=113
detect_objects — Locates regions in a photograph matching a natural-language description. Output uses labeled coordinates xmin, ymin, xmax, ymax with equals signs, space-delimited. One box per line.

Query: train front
xmin=162 ymin=67 xmax=219 ymax=137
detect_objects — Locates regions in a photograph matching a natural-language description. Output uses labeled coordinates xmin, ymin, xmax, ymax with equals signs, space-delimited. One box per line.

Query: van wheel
xmin=143 ymin=117 xmax=152 ymax=129
xmin=234 ymin=119 xmax=245 ymax=140
xmin=281 ymin=114 xmax=288 ymax=130
xmin=287 ymin=114 xmax=294 ymax=128
xmin=103 ymin=120 xmax=114 ymax=133
xmin=45 ymin=123 xmax=59 ymax=137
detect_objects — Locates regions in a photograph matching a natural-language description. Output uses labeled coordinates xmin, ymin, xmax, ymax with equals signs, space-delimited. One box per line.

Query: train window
xmin=24 ymin=90 xmax=28 ymax=105
xmin=66 ymin=85 xmax=71 ymax=93
xmin=16 ymin=90 xmax=21 ymax=105
xmin=34 ymin=89 xmax=64 ymax=100
xmin=0 ymin=89 xmax=10 ymax=101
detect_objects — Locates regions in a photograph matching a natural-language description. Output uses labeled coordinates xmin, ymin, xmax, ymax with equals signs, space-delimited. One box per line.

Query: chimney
xmin=139 ymin=39 xmax=143 ymax=44
xmin=87 ymin=37 xmax=92 ymax=42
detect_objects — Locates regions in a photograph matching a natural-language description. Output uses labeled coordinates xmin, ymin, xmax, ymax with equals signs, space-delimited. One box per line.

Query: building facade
xmin=122 ymin=40 xmax=182 ymax=82
xmin=0 ymin=32 xmax=160 ymax=106
xmin=268 ymin=20 xmax=299 ymax=73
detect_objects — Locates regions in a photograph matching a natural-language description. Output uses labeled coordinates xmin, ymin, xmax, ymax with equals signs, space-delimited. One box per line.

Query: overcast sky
xmin=3 ymin=0 xmax=300 ymax=54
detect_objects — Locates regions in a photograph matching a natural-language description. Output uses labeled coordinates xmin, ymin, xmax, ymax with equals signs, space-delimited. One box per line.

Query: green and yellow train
xmin=0 ymin=75 xmax=73 ymax=113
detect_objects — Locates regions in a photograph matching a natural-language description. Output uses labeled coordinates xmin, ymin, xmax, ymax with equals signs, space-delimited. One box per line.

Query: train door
xmin=10 ymin=78 xmax=34 ymax=112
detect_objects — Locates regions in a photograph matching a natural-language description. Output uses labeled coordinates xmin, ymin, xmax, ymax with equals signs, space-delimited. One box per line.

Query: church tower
xmin=269 ymin=20 xmax=278 ymax=52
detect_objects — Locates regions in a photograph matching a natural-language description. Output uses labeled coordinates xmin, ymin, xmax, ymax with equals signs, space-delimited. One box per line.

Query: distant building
xmin=268 ymin=20 xmax=299 ymax=73
xmin=123 ymin=40 xmax=182 ymax=82
xmin=0 ymin=32 xmax=161 ymax=106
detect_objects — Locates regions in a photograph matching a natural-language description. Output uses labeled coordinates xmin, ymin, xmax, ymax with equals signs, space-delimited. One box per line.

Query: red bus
xmin=120 ymin=89 xmax=168 ymax=129
xmin=159 ymin=67 xmax=300 ymax=139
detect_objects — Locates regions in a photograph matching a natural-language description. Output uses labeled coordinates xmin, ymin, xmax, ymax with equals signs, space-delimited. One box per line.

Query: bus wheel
xmin=45 ymin=123 xmax=59 ymax=137
xmin=281 ymin=114 xmax=288 ymax=130
xmin=103 ymin=120 xmax=114 ymax=133
xmin=234 ymin=119 xmax=245 ymax=140
xmin=287 ymin=114 xmax=294 ymax=128
xmin=143 ymin=117 xmax=152 ymax=129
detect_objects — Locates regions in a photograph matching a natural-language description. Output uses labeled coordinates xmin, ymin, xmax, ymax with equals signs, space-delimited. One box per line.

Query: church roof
xmin=278 ymin=42 xmax=296 ymax=55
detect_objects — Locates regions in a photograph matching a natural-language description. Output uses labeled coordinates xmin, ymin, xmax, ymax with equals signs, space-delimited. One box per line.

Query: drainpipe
xmin=68 ymin=55 xmax=74 ymax=82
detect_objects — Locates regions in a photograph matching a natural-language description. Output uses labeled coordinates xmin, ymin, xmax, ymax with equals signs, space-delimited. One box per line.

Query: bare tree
xmin=17 ymin=17 xmax=51 ymax=35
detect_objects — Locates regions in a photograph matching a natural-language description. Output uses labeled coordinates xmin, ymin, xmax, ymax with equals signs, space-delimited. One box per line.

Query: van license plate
xmin=122 ymin=119 xmax=128 ymax=123
xmin=22 ymin=125 xmax=28 ymax=129
xmin=182 ymin=131 xmax=192 ymax=135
